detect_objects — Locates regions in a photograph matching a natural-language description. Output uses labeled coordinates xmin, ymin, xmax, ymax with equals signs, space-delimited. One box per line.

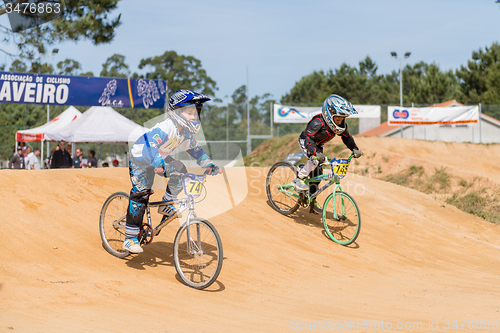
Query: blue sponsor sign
xmin=0 ymin=71 xmax=167 ymax=109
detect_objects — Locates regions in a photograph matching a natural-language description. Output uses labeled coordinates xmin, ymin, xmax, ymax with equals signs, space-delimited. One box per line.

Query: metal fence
xmin=2 ymin=102 xmax=499 ymax=168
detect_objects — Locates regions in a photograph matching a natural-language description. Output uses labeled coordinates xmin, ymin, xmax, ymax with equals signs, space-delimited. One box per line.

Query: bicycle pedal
xmin=158 ymin=204 xmax=176 ymax=216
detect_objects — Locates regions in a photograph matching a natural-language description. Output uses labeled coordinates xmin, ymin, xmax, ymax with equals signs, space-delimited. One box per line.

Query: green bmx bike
xmin=266 ymin=154 xmax=361 ymax=245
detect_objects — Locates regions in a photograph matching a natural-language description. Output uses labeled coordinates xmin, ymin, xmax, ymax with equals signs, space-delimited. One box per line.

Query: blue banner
xmin=0 ymin=71 xmax=167 ymax=109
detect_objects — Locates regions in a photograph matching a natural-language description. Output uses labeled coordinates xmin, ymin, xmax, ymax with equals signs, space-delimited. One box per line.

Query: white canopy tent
xmin=15 ymin=106 xmax=82 ymax=160
xmin=45 ymin=106 xmax=148 ymax=164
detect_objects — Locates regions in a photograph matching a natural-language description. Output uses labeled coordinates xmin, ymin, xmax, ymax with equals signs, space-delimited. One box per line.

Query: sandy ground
xmin=1 ymin=138 xmax=500 ymax=332
xmin=353 ymin=136 xmax=500 ymax=184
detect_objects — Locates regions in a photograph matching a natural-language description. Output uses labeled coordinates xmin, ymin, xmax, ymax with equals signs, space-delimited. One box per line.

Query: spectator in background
xmin=51 ymin=141 xmax=72 ymax=169
xmin=72 ymin=148 xmax=85 ymax=168
xmin=102 ymin=162 xmax=109 ymax=167
xmin=87 ymin=150 xmax=97 ymax=168
xmin=112 ymin=159 xmax=119 ymax=167
xmin=46 ymin=148 xmax=56 ymax=168
xmin=80 ymin=154 xmax=88 ymax=168
xmin=24 ymin=146 xmax=32 ymax=170
xmin=28 ymin=147 xmax=42 ymax=170
xmin=8 ymin=147 xmax=24 ymax=169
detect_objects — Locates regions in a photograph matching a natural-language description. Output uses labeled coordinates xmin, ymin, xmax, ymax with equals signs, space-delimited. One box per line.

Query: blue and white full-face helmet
xmin=321 ymin=94 xmax=358 ymax=135
xmin=167 ymin=89 xmax=211 ymax=134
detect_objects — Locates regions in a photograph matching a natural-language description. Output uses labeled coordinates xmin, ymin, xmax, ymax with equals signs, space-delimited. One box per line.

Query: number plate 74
xmin=186 ymin=180 xmax=205 ymax=195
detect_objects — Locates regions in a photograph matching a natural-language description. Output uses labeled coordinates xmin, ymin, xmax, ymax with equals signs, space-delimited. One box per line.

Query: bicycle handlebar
xmin=154 ymin=168 xmax=222 ymax=176
xmin=203 ymin=168 xmax=223 ymax=175
xmin=312 ymin=154 xmax=355 ymax=165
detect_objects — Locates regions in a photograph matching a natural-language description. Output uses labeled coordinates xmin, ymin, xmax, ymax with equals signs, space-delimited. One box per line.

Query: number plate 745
xmin=334 ymin=164 xmax=348 ymax=176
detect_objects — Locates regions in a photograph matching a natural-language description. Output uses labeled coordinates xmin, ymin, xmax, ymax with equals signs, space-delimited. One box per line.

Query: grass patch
xmin=383 ymin=171 xmax=411 ymax=187
xmin=408 ymin=165 xmax=424 ymax=177
xmin=445 ymin=190 xmax=500 ymax=223
xmin=488 ymin=204 xmax=500 ymax=223
xmin=419 ymin=182 xmax=436 ymax=194
xmin=429 ymin=166 xmax=451 ymax=192
xmin=449 ymin=191 xmax=489 ymax=213
xmin=359 ymin=166 xmax=380 ymax=177
xmin=445 ymin=189 xmax=500 ymax=224
xmin=382 ymin=165 xmax=423 ymax=187
xmin=459 ymin=179 xmax=468 ymax=187
xmin=243 ymin=133 xmax=299 ymax=166
xmin=381 ymin=165 xmax=448 ymax=194
xmin=382 ymin=163 xmax=500 ymax=224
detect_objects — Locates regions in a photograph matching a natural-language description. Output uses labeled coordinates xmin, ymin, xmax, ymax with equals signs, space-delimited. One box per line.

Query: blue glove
xmin=205 ymin=163 xmax=219 ymax=176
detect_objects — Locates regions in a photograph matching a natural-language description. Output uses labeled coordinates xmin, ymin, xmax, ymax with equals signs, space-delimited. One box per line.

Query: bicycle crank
xmin=139 ymin=224 xmax=154 ymax=245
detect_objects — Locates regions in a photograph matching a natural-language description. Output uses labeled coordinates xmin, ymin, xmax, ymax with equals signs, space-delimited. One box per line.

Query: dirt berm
xmin=1 ymin=148 xmax=499 ymax=332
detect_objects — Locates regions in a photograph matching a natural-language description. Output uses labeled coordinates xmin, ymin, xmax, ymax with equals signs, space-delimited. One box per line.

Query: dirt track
xmin=1 ymin=142 xmax=500 ymax=332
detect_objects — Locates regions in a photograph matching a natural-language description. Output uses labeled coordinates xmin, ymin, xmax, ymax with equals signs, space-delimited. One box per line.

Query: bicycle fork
xmin=184 ymin=200 xmax=203 ymax=256
xmin=331 ymin=184 xmax=347 ymax=220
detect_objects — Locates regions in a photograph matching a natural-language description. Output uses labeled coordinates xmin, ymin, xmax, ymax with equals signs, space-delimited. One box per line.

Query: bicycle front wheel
xmin=266 ymin=161 xmax=300 ymax=215
xmin=173 ymin=218 xmax=223 ymax=289
xmin=99 ymin=191 xmax=130 ymax=258
xmin=322 ymin=191 xmax=361 ymax=245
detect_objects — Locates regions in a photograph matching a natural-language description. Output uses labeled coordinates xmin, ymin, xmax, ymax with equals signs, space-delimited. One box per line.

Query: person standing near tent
xmin=24 ymin=146 xmax=32 ymax=170
xmin=72 ymin=148 xmax=85 ymax=168
xmin=51 ymin=141 xmax=72 ymax=169
xmin=123 ymin=89 xmax=220 ymax=254
xmin=87 ymin=150 xmax=97 ymax=168
xmin=8 ymin=147 xmax=24 ymax=169
xmin=28 ymin=147 xmax=42 ymax=170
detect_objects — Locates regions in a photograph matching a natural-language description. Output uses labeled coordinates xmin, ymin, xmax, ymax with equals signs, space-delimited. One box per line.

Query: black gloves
xmin=352 ymin=149 xmax=363 ymax=158
xmin=315 ymin=152 xmax=326 ymax=163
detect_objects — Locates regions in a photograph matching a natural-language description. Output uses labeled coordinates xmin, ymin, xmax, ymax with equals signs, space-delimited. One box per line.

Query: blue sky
xmin=1 ymin=0 xmax=500 ymax=103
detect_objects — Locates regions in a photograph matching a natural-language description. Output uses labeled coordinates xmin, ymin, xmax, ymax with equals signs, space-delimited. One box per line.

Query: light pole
xmin=391 ymin=51 xmax=411 ymax=138
xmin=246 ymin=66 xmax=250 ymax=155
xmin=46 ymin=48 xmax=58 ymax=163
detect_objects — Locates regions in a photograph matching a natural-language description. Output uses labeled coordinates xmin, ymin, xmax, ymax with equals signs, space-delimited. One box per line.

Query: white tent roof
xmin=45 ymin=106 xmax=148 ymax=143
xmin=16 ymin=106 xmax=82 ymax=142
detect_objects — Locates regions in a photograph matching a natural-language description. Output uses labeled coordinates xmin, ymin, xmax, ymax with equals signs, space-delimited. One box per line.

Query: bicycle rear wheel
xmin=322 ymin=191 xmax=361 ymax=245
xmin=266 ymin=161 xmax=300 ymax=215
xmin=99 ymin=192 xmax=130 ymax=258
xmin=173 ymin=218 xmax=223 ymax=289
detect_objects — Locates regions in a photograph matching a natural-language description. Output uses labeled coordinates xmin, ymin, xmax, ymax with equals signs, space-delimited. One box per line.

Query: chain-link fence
xmin=2 ymin=102 xmax=499 ymax=168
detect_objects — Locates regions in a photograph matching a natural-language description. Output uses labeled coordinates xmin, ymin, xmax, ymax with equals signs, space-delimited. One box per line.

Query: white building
xmin=358 ymin=100 xmax=500 ymax=144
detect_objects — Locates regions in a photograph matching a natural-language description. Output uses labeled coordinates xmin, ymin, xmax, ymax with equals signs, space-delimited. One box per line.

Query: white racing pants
xmin=297 ymin=138 xmax=320 ymax=179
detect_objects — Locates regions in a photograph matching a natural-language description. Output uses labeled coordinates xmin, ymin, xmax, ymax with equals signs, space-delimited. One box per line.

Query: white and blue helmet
xmin=322 ymin=94 xmax=358 ymax=135
xmin=168 ymin=89 xmax=211 ymax=134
